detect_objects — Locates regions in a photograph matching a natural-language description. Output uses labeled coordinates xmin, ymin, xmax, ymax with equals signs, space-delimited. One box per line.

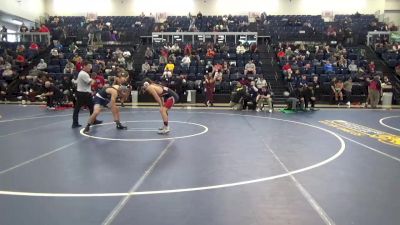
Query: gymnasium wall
xmin=2 ymin=0 xmax=45 ymax=21
xmin=44 ymin=0 xmax=386 ymax=16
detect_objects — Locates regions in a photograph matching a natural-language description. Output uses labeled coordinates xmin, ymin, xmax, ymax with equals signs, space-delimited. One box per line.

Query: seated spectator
xmin=29 ymin=42 xmax=39 ymax=53
xmin=16 ymin=55 xmax=26 ymax=65
xmin=37 ymin=59 xmax=47 ymax=71
xmin=324 ymin=61 xmax=334 ymax=74
xmin=17 ymin=75 xmax=30 ymax=98
xmin=64 ymin=60 xmax=75 ymax=74
xmin=244 ymin=60 xmax=256 ymax=75
xmin=348 ymin=60 xmax=358 ymax=73
xmin=117 ymin=54 xmax=125 ymax=66
xmin=142 ymin=61 xmax=150 ymax=74
xmin=16 ymin=44 xmax=25 ymax=54
xmin=144 ymin=47 xmax=153 ymax=60
xmin=277 ymin=49 xmax=285 ymax=59
xmin=206 ymin=48 xmax=216 ymax=58
xmin=222 ymin=61 xmax=230 ymax=75
xmin=334 ymin=79 xmax=344 ymax=104
xmin=214 ymin=70 xmax=223 ymax=85
xmin=159 ymin=54 xmax=168 ymax=65
xmin=368 ymin=61 xmax=376 ymax=73
xmin=164 ymin=60 xmax=175 ymax=73
xmin=60 ymin=75 xmax=74 ymax=102
xmin=150 ymin=63 xmax=159 ymax=73
xmin=256 ymin=85 xmax=273 ymax=112
xmin=343 ymin=77 xmax=353 ymax=107
xmin=170 ymin=43 xmax=181 ymax=54
xmin=40 ymin=81 xmax=63 ymax=109
xmin=282 ymin=62 xmax=293 ymax=80
xmin=205 ymin=61 xmax=214 ymax=74
xmin=181 ymin=55 xmax=191 ymax=69
xmin=50 ymin=48 xmax=59 ymax=58
xmin=327 ymin=25 xmax=336 ymax=37
xmin=69 ymin=42 xmax=79 ymax=53
xmin=236 ymin=43 xmax=246 ymax=55
xmin=286 ymin=87 xmax=305 ymax=111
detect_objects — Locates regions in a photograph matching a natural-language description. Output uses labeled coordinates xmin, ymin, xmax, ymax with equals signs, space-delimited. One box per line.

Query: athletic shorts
xmin=93 ymin=96 xmax=110 ymax=107
xmin=163 ymin=89 xmax=179 ymax=109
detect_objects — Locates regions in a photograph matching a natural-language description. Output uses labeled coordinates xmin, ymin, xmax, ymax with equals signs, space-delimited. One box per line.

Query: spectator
xmin=286 ymin=87 xmax=304 ymax=111
xmin=64 ymin=60 xmax=75 ymax=74
xmin=37 ymin=59 xmax=47 ymax=71
xmin=181 ymin=55 xmax=191 ymax=69
xmin=368 ymin=61 xmax=376 ymax=73
xmin=170 ymin=43 xmax=181 ymax=54
xmin=204 ymin=72 xmax=215 ymax=106
xmin=150 ymin=63 xmax=159 ymax=73
xmin=38 ymin=24 xmax=50 ymax=33
xmin=343 ymin=77 xmax=353 ymax=107
xmin=236 ymin=43 xmax=246 ymax=54
xmin=334 ymin=79 xmax=344 ymax=104
xmin=206 ymin=48 xmax=216 ymax=58
xmin=142 ymin=61 xmax=150 ymax=74
xmin=144 ymin=47 xmax=153 ymax=60
xmin=1 ymin=25 xmax=7 ymax=41
xmin=41 ymin=81 xmax=63 ymax=109
xmin=324 ymin=61 xmax=334 ymax=74
xmin=222 ymin=61 xmax=230 ymax=75
xmin=244 ymin=60 xmax=256 ymax=75
xmin=348 ymin=60 xmax=358 ymax=73
xmin=256 ymin=85 xmax=273 ymax=112
xmin=17 ymin=75 xmax=30 ymax=98
xmin=282 ymin=62 xmax=293 ymax=80
xmin=91 ymin=72 xmax=105 ymax=92
xmin=29 ymin=42 xmax=39 ymax=51
xmin=366 ymin=76 xmax=382 ymax=108
xmin=86 ymin=22 xmax=96 ymax=45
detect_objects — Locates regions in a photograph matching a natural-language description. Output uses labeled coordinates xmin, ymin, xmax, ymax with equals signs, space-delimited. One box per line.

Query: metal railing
xmin=151 ymin=32 xmax=258 ymax=45
xmin=0 ymin=32 xmax=51 ymax=45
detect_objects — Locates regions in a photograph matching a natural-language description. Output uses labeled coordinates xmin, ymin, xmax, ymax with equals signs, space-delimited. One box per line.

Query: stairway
xmin=258 ymin=44 xmax=288 ymax=104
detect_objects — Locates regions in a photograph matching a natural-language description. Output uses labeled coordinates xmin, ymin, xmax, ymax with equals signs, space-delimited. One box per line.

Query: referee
xmin=72 ymin=61 xmax=101 ymax=128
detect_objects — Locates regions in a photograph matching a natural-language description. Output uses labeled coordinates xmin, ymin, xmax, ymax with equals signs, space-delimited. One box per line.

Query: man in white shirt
xmin=181 ymin=55 xmax=191 ymax=69
xmin=236 ymin=43 xmax=246 ymax=54
xmin=72 ymin=61 xmax=101 ymax=128
xmin=244 ymin=60 xmax=256 ymax=75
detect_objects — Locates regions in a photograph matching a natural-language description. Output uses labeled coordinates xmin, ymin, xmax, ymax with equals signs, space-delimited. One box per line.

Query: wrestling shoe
xmin=157 ymin=126 xmax=170 ymax=134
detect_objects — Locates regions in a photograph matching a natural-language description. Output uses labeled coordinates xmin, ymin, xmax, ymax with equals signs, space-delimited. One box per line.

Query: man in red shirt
xmin=38 ymin=24 xmax=50 ymax=32
xmin=91 ymin=72 xmax=105 ymax=92
xmin=29 ymin=42 xmax=39 ymax=51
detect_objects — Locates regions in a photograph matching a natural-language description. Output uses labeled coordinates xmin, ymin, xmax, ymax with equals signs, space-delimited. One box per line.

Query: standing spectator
xmin=1 ymin=25 xmax=7 ymax=41
xmin=366 ymin=76 xmax=382 ymax=108
xmin=86 ymin=22 xmax=96 ymax=45
xmin=72 ymin=61 xmax=100 ymax=128
xmin=91 ymin=72 xmax=105 ymax=92
xmin=204 ymin=72 xmax=215 ymax=106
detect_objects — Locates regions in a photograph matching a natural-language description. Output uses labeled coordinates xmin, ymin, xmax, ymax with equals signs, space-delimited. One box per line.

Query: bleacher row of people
xmin=276 ymin=42 xmax=393 ymax=108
